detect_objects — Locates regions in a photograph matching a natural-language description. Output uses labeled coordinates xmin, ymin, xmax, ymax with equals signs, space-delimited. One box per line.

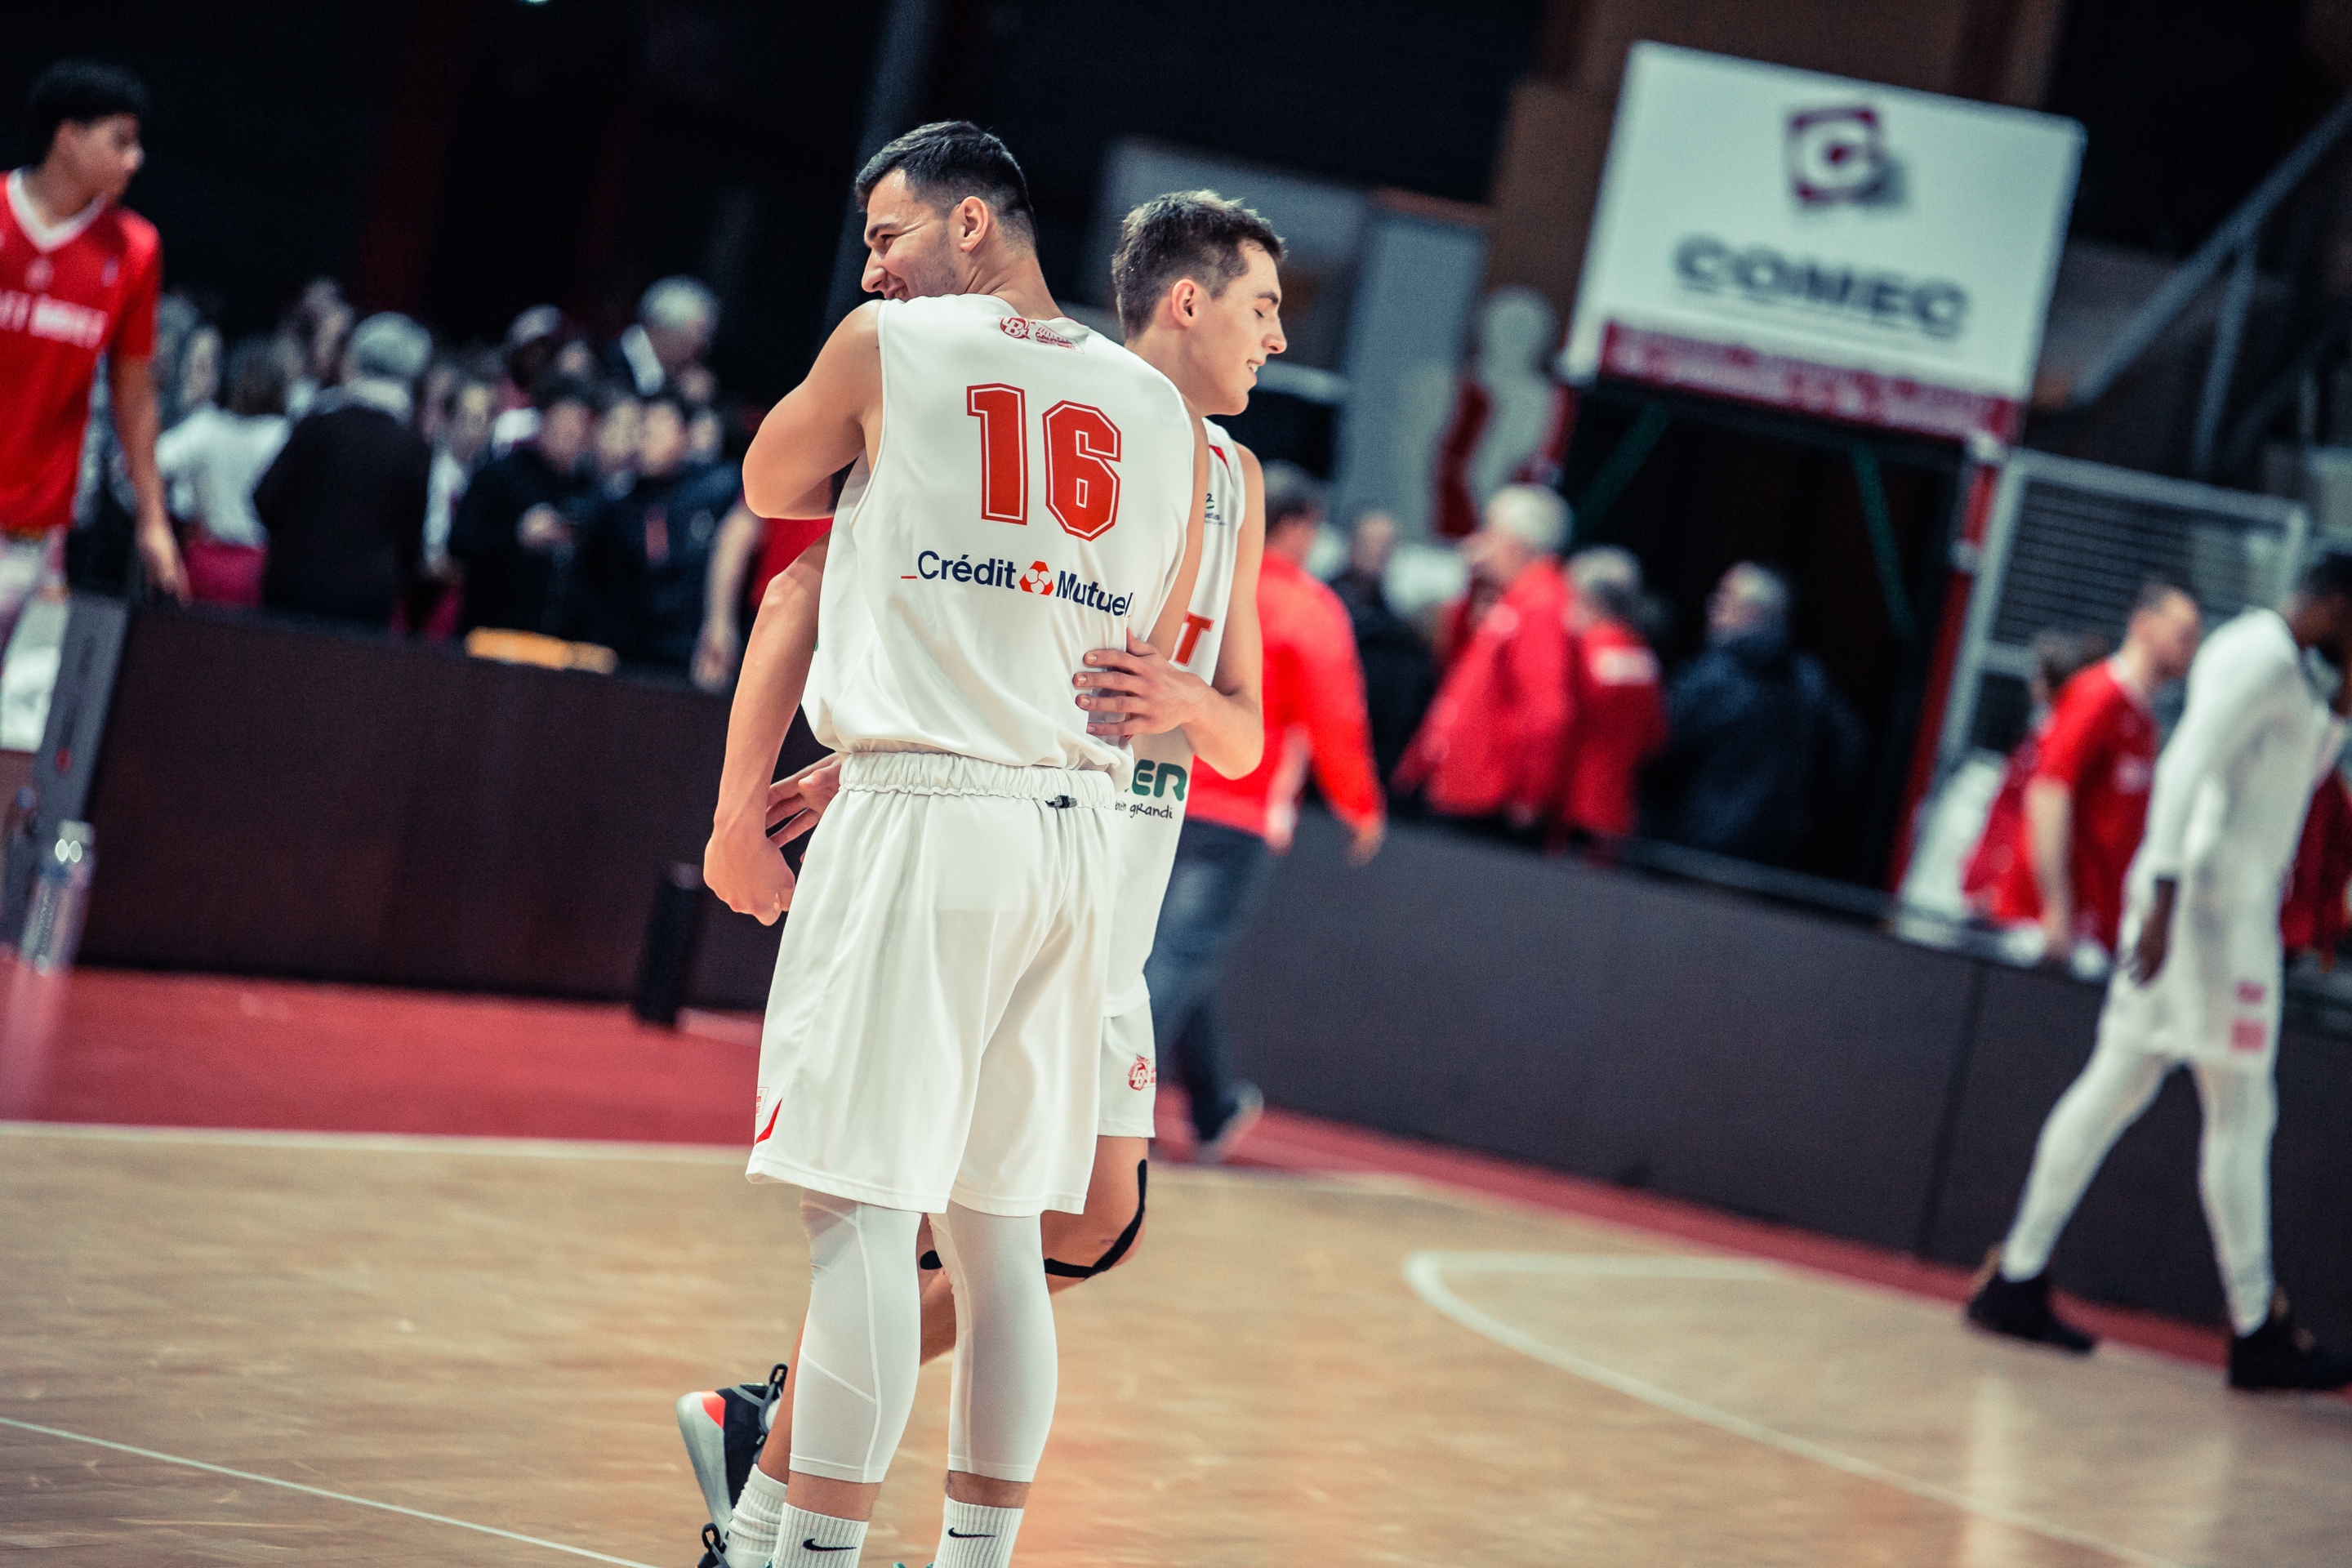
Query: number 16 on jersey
xmin=967 ymin=383 xmax=1122 ymax=541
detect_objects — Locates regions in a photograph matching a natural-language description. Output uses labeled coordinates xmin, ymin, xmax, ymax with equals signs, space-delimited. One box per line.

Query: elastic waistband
xmin=840 ymin=751 xmax=1114 ymax=806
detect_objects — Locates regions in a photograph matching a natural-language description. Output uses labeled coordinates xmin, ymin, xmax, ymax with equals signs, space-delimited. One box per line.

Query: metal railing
xmin=2060 ymin=88 xmax=2352 ymax=479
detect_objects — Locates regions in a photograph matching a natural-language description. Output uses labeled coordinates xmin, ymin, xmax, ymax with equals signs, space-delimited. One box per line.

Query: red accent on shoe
xmin=700 ymin=1392 xmax=725 ymax=1425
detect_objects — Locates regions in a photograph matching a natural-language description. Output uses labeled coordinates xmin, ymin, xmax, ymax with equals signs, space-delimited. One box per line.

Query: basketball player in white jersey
xmin=697 ymin=123 xmax=1209 ymax=1568
xmin=1967 ymin=553 xmax=2352 ymax=1391
xmin=684 ymin=186 xmax=1287 ymax=1567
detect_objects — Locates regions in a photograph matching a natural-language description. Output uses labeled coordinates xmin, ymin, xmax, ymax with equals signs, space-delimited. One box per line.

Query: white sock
xmin=936 ymin=1497 xmax=1023 ymax=1568
xmin=771 ymin=1504 xmax=866 ymax=1566
xmin=726 ymin=1467 xmax=787 ymax=1568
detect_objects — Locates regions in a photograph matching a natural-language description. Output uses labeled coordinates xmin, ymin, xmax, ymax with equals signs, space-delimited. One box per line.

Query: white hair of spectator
xmin=640 ymin=275 xmax=719 ymax=331
xmin=505 ymin=304 xmax=564 ymax=349
xmin=1570 ymin=546 xmax=1642 ymax=621
xmin=1486 ymin=483 xmax=1568 ymax=555
xmin=346 ymin=313 xmax=433 ymax=383
xmin=1722 ymin=562 xmax=1791 ymax=628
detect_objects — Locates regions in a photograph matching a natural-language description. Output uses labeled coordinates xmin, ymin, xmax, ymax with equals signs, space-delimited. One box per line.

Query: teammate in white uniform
xmin=699 ymin=124 xmax=1209 ymax=1568
xmin=1967 ymin=556 xmax=2352 ymax=1391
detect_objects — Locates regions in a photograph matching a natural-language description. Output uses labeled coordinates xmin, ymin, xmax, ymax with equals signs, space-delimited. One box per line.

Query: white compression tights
xmin=933 ymin=1203 xmax=1059 ymax=1484
xmin=1999 ymin=1041 xmax=2278 ymax=1334
xmin=789 ymin=1192 xmax=924 ymax=1485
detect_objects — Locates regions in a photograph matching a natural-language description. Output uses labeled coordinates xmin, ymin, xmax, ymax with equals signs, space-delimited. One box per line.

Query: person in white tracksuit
xmin=1967 ymin=554 xmax=2352 ymax=1391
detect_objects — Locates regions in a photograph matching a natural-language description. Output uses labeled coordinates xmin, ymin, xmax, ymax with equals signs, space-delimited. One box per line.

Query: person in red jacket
xmin=1 ymin=60 xmax=185 ymax=657
xmin=2281 ymin=768 xmax=2352 ymax=965
xmin=1962 ymin=628 xmax=2114 ymax=920
xmin=1396 ymin=483 xmax=1572 ymax=840
xmin=1174 ymin=465 xmax=1384 ymax=1158
xmin=1991 ymin=581 xmax=2202 ymax=963
xmin=1554 ymin=545 xmax=1667 ymax=842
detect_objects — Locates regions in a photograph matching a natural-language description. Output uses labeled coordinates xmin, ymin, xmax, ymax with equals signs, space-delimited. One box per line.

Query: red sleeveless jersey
xmin=0 ymin=172 xmax=163 ymax=537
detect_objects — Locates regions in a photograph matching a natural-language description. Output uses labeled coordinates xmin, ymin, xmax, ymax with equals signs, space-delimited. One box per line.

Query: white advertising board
xmin=1565 ymin=43 xmax=2083 ymax=442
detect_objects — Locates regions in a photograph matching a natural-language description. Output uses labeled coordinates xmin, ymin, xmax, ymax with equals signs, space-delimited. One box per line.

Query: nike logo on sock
xmin=802 ymin=1539 xmax=856 ymax=1552
xmin=946 ymin=1528 xmax=997 ymax=1538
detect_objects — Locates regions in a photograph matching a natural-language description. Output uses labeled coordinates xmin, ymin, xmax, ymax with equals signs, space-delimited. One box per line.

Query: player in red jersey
xmin=0 ymin=60 xmax=185 ymax=653
xmin=1988 ymin=582 xmax=2201 ymax=964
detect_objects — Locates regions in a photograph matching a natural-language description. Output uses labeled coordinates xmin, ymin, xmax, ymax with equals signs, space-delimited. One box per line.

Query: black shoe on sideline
xmin=675 ymin=1362 xmax=788 ymax=1533
xmin=2229 ymin=1297 xmax=2352 ymax=1392
xmin=1964 ymin=1251 xmax=2097 ymax=1354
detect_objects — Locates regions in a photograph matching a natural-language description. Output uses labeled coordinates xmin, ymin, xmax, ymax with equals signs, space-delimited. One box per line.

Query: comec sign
xmin=1565 ymin=44 xmax=2083 ymax=442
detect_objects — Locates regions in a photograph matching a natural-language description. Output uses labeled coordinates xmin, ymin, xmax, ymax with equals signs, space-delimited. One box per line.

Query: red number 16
xmin=966 ymin=385 xmax=1123 ymax=541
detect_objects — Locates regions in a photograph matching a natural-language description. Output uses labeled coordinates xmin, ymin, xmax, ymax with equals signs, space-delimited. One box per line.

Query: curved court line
xmin=1403 ymin=1252 xmax=2185 ymax=1568
xmin=0 ymin=1417 xmax=660 ymax=1567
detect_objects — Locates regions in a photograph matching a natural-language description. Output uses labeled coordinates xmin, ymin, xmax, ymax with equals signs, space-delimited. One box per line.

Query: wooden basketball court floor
xmin=6 ymin=969 xmax=2352 ymax=1565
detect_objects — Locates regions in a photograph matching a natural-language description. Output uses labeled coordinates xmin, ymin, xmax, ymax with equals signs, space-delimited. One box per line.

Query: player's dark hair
xmin=2297 ymin=550 xmax=2352 ymax=603
xmin=855 ymin=121 xmax=1036 ymax=245
xmin=27 ymin=60 xmax=149 ymax=151
xmin=532 ymin=372 xmax=599 ymax=416
xmin=1110 ymin=190 xmax=1285 ymax=340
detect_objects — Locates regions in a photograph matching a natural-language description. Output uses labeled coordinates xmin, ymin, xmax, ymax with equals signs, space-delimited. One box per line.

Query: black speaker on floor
xmin=633 ymin=862 xmax=706 ymax=1025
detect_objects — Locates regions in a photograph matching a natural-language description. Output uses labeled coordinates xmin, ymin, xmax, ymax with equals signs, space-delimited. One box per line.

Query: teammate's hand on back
xmin=1073 ymin=632 xmax=1211 ymax=739
xmin=765 ymin=755 xmax=844 ymax=844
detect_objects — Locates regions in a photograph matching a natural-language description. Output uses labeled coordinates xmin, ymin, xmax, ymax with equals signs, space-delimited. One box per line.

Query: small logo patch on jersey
xmin=2231 ymin=1017 xmax=2269 ymax=1053
xmin=2235 ymin=980 xmax=2267 ymax=1005
xmin=1129 ymin=1055 xmax=1156 ymax=1090
xmin=997 ymin=315 xmax=1076 ymax=349
xmin=1019 ymin=560 xmax=1054 ymax=594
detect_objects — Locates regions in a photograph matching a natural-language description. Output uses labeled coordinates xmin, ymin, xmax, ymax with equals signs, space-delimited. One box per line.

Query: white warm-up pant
xmin=788 ymin=1192 xmax=1060 ymax=1488
xmin=1998 ymin=1038 xmax=2278 ymax=1334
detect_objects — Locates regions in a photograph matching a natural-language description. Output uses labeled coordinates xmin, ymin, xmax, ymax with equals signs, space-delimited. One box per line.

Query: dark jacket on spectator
xmin=1643 ymin=626 xmax=1864 ymax=868
xmin=577 ymin=460 xmax=738 ymax=669
xmin=252 ymin=397 xmax=431 ymax=626
xmin=1330 ymin=567 xmax=1437 ymax=785
xmin=449 ymin=446 xmax=595 ymax=635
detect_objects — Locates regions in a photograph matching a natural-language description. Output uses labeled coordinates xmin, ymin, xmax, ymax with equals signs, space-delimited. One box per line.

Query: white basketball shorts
xmin=1097 ymin=1000 xmax=1156 ymax=1139
xmin=747 ymin=751 xmax=1115 ymax=1216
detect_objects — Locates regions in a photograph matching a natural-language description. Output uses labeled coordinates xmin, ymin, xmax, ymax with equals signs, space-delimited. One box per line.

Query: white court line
xmin=1404 ymin=1252 xmax=2185 ymax=1568
xmin=0 ymin=1417 xmax=660 ymax=1567
xmin=0 ymin=1120 xmax=742 ymax=1162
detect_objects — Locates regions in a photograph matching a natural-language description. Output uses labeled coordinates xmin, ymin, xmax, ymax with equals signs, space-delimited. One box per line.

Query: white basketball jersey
xmin=806 ymin=294 xmax=1196 ymax=777
xmin=1103 ymin=419 xmax=1250 ymax=1013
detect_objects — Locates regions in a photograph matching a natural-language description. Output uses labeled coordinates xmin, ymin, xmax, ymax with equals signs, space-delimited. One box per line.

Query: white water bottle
xmin=20 ymin=821 xmax=94 ymax=974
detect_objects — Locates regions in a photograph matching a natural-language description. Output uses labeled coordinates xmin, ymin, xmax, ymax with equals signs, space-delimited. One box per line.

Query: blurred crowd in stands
xmin=97 ymin=272 xmax=772 ymax=690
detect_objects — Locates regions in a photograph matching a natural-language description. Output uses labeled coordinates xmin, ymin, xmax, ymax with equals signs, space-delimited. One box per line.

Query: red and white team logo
xmin=1127 ymin=1054 xmax=1156 ymax=1090
xmin=1018 ymin=560 xmax=1055 ymax=594
xmin=999 ymin=316 xmax=1032 ymax=341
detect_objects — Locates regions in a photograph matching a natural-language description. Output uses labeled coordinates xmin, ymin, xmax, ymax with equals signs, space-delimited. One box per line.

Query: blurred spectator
xmin=424 ymin=370 xmax=496 ymax=569
xmin=577 ymin=390 xmax=745 ymax=681
xmin=606 ymin=275 xmax=717 ymax=399
xmin=491 ymin=305 xmax=562 ymax=453
xmin=172 ymin=318 xmax=221 ymax=425
xmin=1643 ymin=563 xmax=1862 ymax=869
xmin=1554 ymin=546 xmax=1668 ymax=843
xmin=1395 ymin=484 xmax=1573 ymax=840
xmin=1328 ymin=508 xmax=1438 ymax=782
xmin=1980 ymin=582 xmax=2201 ymax=960
xmin=252 ymin=311 xmax=432 ymax=626
xmin=1170 ymin=474 xmax=1385 ymax=1156
xmin=2 ymin=57 xmax=185 ymax=644
xmin=1959 ymin=628 xmax=2113 ymax=922
xmin=280 ymin=277 xmax=353 ymax=416
xmin=685 ymin=401 xmax=726 ymax=466
xmin=592 ymin=385 xmax=643 ymax=498
xmin=155 ymin=336 xmax=292 ymax=608
xmin=450 ymin=374 xmax=599 ymax=636
xmin=2283 ymin=770 xmax=2352 ymax=968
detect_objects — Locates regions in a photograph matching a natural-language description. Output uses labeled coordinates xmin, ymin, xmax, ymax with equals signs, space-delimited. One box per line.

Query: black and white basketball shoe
xmin=675 ymin=1363 xmax=787 ymax=1535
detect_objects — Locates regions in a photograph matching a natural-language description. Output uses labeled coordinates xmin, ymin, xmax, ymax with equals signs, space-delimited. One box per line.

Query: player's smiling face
xmin=859 ymin=172 xmax=962 ymax=301
xmin=1189 ymin=243 xmax=1285 ymax=416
